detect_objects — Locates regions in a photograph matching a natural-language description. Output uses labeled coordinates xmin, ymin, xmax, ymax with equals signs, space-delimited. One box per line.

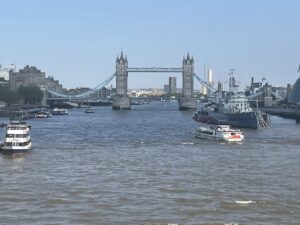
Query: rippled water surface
xmin=0 ymin=102 xmax=299 ymax=225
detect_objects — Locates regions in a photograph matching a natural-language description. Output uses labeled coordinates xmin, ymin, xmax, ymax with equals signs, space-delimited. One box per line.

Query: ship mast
xmin=228 ymin=69 xmax=237 ymax=92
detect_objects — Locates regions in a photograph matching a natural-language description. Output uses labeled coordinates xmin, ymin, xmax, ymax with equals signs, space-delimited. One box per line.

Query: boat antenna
xmin=228 ymin=68 xmax=235 ymax=92
xmin=203 ymin=64 xmax=206 ymax=81
xmin=298 ymin=63 xmax=300 ymax=73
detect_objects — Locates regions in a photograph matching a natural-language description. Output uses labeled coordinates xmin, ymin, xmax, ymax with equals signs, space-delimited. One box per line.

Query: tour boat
xmin=195 ymin=124 xmax=244 ymax=142
xmin=0 ymin=120 xmax=32 ymax=155
xmin=35 ymin=111 xmax=52 ymax=118
xmin=51 ymin=107 xmax=69 ymax=115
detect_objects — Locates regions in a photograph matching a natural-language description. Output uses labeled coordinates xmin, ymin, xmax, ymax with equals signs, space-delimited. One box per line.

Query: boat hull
xmin=0 ymin=141 xmax=32 ymax=155
xmin=52 ymin=111 xmax=68 ymax=115
xmin=193 ymin=111 xmax=267 ymax=129
xmin=226 ymin=112 xmax=259 ymax=129
xmin=0 ymin=147 xmax=31 ymax=155
xmin=85 ymin=108 xmax=95 ymax=113
xmin=195 ymin=134 xmax=243 ymax=142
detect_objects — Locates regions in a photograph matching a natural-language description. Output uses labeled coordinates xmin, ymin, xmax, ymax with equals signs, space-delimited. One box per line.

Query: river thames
xmin=0 ymin=102 xmax=299 ymax=225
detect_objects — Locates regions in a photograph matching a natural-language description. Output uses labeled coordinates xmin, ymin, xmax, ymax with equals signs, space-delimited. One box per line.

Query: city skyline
xmin=0 ymin=0 xmax=300 ymax=89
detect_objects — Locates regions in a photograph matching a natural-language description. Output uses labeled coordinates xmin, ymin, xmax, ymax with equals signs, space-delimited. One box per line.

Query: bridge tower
xmin=179 ymin=53 xmax=196 ymax=110
xmin=113 ymin=52 xmax=131 ymax=110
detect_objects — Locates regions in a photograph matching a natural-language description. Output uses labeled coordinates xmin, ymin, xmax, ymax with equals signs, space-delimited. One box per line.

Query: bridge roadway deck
xmin=127 ymin=67 xmax=182 ymax=73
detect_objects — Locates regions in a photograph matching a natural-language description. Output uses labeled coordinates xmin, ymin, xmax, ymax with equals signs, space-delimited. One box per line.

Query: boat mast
xmin=228 ymin=69 xmax=236 ymax=92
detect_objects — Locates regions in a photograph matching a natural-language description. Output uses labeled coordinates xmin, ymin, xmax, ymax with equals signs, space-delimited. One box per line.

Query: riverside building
xmin=9 ymin=65 xmax=63 ymax=92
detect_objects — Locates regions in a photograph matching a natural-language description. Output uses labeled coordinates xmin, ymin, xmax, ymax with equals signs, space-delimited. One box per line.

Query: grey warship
xmin=194 ymin=72 xmax=269 ymax=129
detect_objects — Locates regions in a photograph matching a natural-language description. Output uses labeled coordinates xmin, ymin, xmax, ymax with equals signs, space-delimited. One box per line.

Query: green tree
xmin=17 ymin=85 xmax=43 ymax=104
xmin=0 ymin=86 xmax=20 ymax=105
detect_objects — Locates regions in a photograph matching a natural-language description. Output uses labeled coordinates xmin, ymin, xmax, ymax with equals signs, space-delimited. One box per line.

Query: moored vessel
xmin=0 ymin=120 xmax=32 ymax=155
xmin=130 ymin=100 xmax=143 ymax=105
xmin=193 ymin=108 xmax=267 ymax=129
xmin=195 ymin=124 xmax=244 ymax=142
xmin=193 ymin=71 xmax=269 ymax=129
xmin=35 ymin=111 xmax=52 ymax=118
xmin=85 ymin=107 xmax=95 ymax=113
xmin=51 ymin=107 xmax=69 ymax=115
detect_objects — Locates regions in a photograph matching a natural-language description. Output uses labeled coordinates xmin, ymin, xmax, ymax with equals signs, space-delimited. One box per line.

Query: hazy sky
xmin=0 ymin=0 xmax=300 ymax=89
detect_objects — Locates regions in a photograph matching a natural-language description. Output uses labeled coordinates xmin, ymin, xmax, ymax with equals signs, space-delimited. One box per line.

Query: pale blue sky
xmin=0 ymin=0 xmax=299 ymax=89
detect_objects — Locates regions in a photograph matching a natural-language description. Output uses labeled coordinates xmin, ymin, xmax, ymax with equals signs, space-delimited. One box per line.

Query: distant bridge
xmin=45 ymin=52 xmax=226 ymax=111
xmin=45 ymin=66 xmax=216 ymax=101
xmin=46 ymin=72 xmax=215 ymax=100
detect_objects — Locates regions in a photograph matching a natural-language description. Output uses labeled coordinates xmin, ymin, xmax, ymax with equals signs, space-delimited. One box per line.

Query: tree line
xmin=0 ymin=85 xmax=43 ymax=105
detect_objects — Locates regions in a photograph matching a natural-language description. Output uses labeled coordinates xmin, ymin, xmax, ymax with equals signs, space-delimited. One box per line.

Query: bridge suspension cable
xmin=247 ymin=90 xmax=265 ymax=99
xmin=46 ymin=73 xmax=116 ymax=99
xmin=193 ymin=73 xmax=217 ymax=92
xmin=247 ymin=88 xmax=283 ymax=100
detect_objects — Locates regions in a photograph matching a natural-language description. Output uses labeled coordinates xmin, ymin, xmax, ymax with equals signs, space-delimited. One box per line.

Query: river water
xmin=0 ymin=102 xmax=299 ymax=225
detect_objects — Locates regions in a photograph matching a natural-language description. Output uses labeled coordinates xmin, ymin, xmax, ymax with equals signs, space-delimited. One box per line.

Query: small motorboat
xmin=195 ymin=124 xmax=244 ymax=142
xmin=85 ymin=107 xmax=95 ymax=113
xmin=51 ymin=108 xmax=69 ymax=115
xmin=35 ymin=111 xmax=52 ymax=118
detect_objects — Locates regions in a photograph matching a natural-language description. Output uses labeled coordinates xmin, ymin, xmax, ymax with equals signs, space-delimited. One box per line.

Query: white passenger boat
xmin=0 ymin=120 xmax=32 ymax=155
xmin=35 ymin=111 xmax=52 ymax=118
xmin=195 ymin=124 xmax=244 ymax=142
xmin=51 ymin=107 xmax=69 ymax=115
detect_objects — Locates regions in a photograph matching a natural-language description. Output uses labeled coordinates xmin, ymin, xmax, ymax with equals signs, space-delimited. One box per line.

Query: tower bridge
xmin=114 ymin=52 xmax=198 ymax=110
xmin=46 ymin=52 xmax=215 ymax=110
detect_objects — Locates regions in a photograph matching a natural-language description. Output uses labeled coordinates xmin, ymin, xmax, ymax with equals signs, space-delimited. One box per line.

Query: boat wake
xmin=180 ymin=142 xmax=194 ymax=145
xmin=234 ymin=200 xmax=256 ymax=204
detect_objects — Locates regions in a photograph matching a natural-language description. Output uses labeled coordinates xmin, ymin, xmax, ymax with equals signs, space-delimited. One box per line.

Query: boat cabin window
xmin=7 ymin=127 xmax=28 ymax=130
xmin=19 ymin=141 xmax=31 ymax=146
xmin=200 ymin=131 xmax=213 ymax=135
xmin=6 ymin=133 xmax=29 ymax=138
